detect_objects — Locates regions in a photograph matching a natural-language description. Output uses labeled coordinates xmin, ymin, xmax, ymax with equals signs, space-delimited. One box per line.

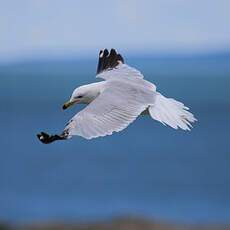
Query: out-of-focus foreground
xmin=1 ymin=218 xmax=230 ymax=230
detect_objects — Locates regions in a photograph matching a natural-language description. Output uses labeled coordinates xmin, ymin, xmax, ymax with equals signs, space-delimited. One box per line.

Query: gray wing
xmin=97 ymin=63 xmax=144 ymax=79
xmin=64 ymin=80 xmax=155 ymax=139
xmin=96 ymin=49 xmax=156 ymax=91
xmin=97 ymin=63 xmax=156 ymax=92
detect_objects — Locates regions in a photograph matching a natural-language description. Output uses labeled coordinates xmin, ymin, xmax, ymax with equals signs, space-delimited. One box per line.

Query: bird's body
xmin=37 ymin=49 xmax=197 ymax=144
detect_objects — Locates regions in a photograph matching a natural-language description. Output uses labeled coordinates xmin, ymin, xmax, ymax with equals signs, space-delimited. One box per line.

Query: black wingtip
xmin=37 ymin=131 xmax=67 ymax=144
xmin=37 ymin=132 xmax=51 ymax=144
xmin=104 ymin=49 xmax=109 ymax=56
xmin=96 ymin=48 xmax=124 ymax=74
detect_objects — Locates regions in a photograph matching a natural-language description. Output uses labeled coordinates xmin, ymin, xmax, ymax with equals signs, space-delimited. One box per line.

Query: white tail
xmin=149 ymin=93 xmax=197 ymax=130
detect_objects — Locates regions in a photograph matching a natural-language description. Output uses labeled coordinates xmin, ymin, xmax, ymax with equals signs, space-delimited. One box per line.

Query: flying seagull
xmin=37 ymin=49 xmax=197 ymax=144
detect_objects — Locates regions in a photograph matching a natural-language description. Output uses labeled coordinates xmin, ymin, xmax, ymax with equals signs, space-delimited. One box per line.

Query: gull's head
xmin=62 ymin=84 xmax=100 ymax=110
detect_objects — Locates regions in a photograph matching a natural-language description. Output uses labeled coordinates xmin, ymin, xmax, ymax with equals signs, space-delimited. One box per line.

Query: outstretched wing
xmin=96 ymin=49 xmax=156 ymax=91
xmin=64 ymin=80 xmax=154 ymax=139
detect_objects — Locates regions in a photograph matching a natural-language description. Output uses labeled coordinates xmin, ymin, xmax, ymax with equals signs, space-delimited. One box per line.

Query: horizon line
xmin=1 ymin=48 xmax=230 ymax=65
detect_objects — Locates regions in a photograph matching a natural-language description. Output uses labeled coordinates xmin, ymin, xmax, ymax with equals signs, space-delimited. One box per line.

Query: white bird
xmin=37 ymin=49 xmax=197 ymax=144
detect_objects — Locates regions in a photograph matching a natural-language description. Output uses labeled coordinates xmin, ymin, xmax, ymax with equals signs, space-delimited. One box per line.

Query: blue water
xmin=0 ymin=54 xmax=230 ymax=223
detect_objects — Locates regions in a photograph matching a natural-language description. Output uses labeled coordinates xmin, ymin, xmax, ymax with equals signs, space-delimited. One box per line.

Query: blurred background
xmin=1 ymin=0 xmax=230 ymax=229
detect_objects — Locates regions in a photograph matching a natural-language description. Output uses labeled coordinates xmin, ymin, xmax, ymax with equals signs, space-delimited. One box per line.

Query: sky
xmin=1 ymin=0 xmax=230 ymax=62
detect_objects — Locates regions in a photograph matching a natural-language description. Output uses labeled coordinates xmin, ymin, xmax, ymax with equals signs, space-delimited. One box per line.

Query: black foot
xmin=37 ymin=131 xmax=67 ymax=144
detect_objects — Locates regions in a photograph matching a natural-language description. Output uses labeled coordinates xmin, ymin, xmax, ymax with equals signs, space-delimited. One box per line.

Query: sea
xmin=0 ymin=53 xmax=230 ymax=224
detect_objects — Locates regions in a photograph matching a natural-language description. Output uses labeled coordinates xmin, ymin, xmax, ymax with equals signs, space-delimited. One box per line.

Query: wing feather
xmin=64 ymin=81 xmax=154 ymax=139
xmin=96 ymin=64 xmax=156 ymax=91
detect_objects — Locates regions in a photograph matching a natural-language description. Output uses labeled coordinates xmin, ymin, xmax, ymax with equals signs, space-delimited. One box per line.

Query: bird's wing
xmin=96 ymin=49 xmax=156 ymax=91
xmin=64 ymin=80 xmax=154 ymax=139
xmin=97 ymin=63 xmax=144 ymax=80
xmin=96 ymin=48 xmax=143 ymax=79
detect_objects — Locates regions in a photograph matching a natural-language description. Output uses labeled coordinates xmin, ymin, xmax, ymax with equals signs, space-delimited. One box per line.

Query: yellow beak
xmin=62 ymin=101 xmax=75 ymax=110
